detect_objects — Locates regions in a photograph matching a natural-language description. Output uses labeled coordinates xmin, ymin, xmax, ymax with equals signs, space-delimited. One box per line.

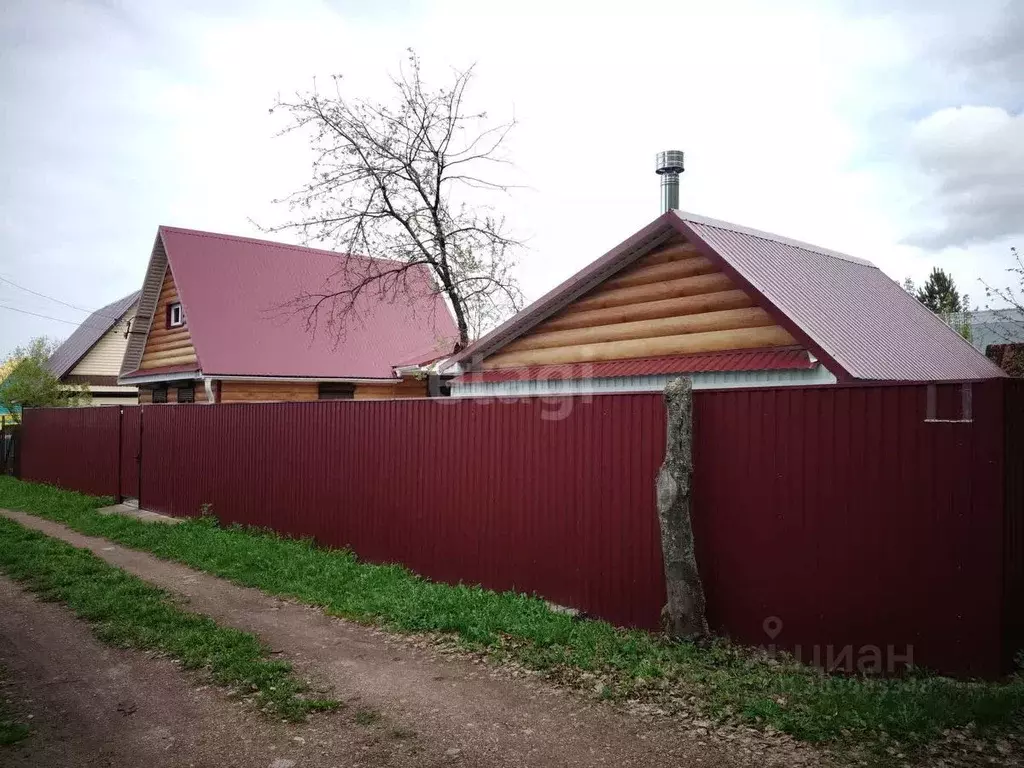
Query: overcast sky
xmin=1 ymin=0 xmax=1021 ymax=355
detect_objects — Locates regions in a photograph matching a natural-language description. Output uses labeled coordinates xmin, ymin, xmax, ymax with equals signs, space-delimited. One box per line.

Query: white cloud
xmin=904 ymin=106 xmax=1024 ymax=249
xmin=0 ymin=0 xmax=1019 ymax=354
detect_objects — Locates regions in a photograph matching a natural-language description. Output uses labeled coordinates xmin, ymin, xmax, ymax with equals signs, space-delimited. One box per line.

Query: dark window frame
xmin=152 ymin=387 xmax=168 ymax=404
xmin=176 ymin=385 xmax=195 ymax=404
xmin=318 ymin=382 xmax=355 ymax=400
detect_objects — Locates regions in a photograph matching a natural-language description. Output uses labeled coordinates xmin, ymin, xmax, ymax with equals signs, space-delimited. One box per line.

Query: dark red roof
xmin=128 ymin=227 xmax=458 ymax=380
xmin=450 ymin=348 xmax=813 ymax=384
xmin=453 ymin=211 xmax=1005 ymax=382
xmin=47 ymin=291 xmax=140 ymax=379
xmin=675 ymin=212 xmax=1005 ymax=381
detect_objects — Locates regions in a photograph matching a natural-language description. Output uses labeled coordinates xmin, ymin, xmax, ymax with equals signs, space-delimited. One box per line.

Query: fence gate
xmin=0 ymin=424 xmax=19 ymax=477
xmin=119 ymin=407 xmax=142 ymax=502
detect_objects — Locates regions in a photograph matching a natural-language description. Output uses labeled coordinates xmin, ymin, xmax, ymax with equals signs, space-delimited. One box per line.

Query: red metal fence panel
xmin=691 ymin=381 xmax=1007 ymax=677
xmin=20 ymin=406 xmax=121 ymax=498
xmin=15 ymin=380 xmax=1022 ymax=677
xmin=137 ymin=396 xmax=667 ymax=629
xmin=1004 ymin=380 xmax=1024 ymax=670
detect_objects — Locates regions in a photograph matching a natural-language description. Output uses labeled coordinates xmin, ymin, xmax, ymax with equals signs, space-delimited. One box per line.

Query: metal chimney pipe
xmin=655 ymin=150 xmax=685 ymax=213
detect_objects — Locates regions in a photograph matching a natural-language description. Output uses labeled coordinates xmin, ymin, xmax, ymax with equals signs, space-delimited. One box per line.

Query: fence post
xmin=137 ymin=406 xmax=144 ymax=508
xmin=11 ymin=425 xmax=21 ymax=480
xmin=116 ymin=406 xmax=124 ymax=503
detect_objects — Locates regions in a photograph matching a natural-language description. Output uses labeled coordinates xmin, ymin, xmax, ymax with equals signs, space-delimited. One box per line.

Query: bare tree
xmin=982 ymin=246 xmax=1024 ymax=319
xmin=267 ymin=51 xmax=524 ymax=347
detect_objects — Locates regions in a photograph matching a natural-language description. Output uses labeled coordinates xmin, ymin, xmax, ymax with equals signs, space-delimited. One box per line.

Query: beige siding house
xmin=48 ymin=292 xmax=140 ymax=405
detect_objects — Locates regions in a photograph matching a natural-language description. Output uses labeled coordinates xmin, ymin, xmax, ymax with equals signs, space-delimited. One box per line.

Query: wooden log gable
xmin=480 ymin=240 xmax=800 ymax=370
xmin=139 ymin=267 xmax=198 ymax=371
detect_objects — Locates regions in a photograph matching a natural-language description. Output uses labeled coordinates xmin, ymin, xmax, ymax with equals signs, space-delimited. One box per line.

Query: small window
xmin=176 ymin=385 xmax=195 ymax=404
xmin=318 ymin=382 xmax=355 ymax=400
xmin=168 ymin=302 xmax=184 ymax=328
xmin=152 ymin=387 xmax=168 ymax=404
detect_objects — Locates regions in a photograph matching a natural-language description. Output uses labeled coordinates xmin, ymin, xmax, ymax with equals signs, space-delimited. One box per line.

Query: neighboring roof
xmin=47 ymin=291 xmax=140 ymax=379
xmin=122 ymin=227 xmax=459 ymax=380
xmin=450 ymin=348 xmax=814 ymax=385
xmin=966 ymin=309 xmax=1024 ymax=352
xmin=453 ymin=210 xmax=1005 ymax=382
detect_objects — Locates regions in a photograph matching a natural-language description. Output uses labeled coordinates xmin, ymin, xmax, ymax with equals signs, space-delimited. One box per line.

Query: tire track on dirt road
xmin=0 ymin=509 xmax=830 ymax=768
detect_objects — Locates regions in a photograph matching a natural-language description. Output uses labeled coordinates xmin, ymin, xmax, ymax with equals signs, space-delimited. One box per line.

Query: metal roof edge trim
xmin=208 ymin=374 xmax=401 ymax=383
xmin=157 ymin=227 xmax=204 ymax=372
xmin=450 ymin=347 xmax=814 ymax=384
xmin=120 ymin=233 xmax=169 ymax=377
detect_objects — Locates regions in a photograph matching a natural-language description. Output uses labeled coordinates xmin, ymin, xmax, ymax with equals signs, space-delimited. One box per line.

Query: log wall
xmin=220 ymin=381 xmax=319 ymax=403
xmin=482 ymin=241 xmax=799 ymax=370
xmin=139 ymin=268 xmax=198 ymax=371
xmin=353 ymin=379 xmax=429 ymax=400
xmin=139 ymin=378 xmax=429 ymax=404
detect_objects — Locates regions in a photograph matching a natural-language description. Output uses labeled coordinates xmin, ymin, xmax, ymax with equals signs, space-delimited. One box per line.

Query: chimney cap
xmin=655 ymin=150 xmax=685 ymax=175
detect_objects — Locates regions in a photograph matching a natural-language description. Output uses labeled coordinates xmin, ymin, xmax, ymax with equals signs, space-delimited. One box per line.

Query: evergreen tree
xmin=915 ymin=268 xmax=962 ymax=314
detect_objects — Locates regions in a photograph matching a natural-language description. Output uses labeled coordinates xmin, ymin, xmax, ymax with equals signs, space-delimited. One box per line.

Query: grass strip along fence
xmin=0 ymin=513 xmax=338 ymax=722
xmin=0 ymin=477 xmax=1021 ymax=756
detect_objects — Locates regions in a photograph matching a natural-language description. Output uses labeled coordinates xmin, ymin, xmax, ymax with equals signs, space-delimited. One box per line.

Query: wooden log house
xmin=118 ymin=226 xmax=458 ymax=403
xmin=448 ymin=210 xmax=1004 ymax=396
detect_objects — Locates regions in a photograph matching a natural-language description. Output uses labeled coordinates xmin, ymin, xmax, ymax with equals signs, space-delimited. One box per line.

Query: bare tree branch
xmin=979 ymin=246 xmax=1024 ymax=343
xmin=263 ymin=50 xmax=523 ymax=346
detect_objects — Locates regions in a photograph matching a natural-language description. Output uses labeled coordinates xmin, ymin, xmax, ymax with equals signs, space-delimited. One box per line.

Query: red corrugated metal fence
xmin=137 ymin=395 xmax=666 ymax=629
xmin=1003 ymin=380 xmax=1024 ymax=669
xmin=692 ymin=381 xmax=1008 ymax=677
xmin=15 ymin=380 xmax=1023 ymax=678
xmin=21 ymin=407 xmax=121 ymax=498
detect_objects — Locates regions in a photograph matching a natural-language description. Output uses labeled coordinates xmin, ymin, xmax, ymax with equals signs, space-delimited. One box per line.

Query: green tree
xmin=916 ymin=267 xmax=962 ymax=314
xmin=0 ymin=337 xmax=89 ymax=421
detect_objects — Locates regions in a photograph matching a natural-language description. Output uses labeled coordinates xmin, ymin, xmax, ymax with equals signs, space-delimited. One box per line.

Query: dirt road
xmin=0 ymin=509 xmax=829 ymax=767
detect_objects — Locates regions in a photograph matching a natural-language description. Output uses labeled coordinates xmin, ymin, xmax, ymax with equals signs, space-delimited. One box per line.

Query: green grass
xmin=0 ymin=477 xmax=1021 ymax=755
xmin=0 ymin=512 xmax=338 ymax=722
xmin=0 ymin=718 xmax=30 ymax=747
xmin=0 ymin=666 xmax=30 ymax=747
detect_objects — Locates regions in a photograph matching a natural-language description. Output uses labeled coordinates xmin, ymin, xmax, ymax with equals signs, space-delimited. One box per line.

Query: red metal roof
xmin=453 ymin=210 xmax=1005 ymax=382
xmin=47 ymin=291 xmax=140 ymax=379
xmin=130 ymin=227 xmax=458 ymax=380
xmin=451 ymin=348 xmax=813 ymax=384
xmin=674 ymin=212 xmax=1005 ymax=382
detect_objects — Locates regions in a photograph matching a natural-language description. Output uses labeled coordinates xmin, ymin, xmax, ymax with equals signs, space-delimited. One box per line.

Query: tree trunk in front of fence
xmin=656 ymin=377 xmax=709 ymax=639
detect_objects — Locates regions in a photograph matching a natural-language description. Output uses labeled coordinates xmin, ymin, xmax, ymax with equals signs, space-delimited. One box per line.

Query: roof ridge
xmin=95 ymin=289 xmax=141 ymax=317
xmin=674 ymin=210 xmax=874 ymax=267
xmin=158 ymin=226 xmax=407 ymax=269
